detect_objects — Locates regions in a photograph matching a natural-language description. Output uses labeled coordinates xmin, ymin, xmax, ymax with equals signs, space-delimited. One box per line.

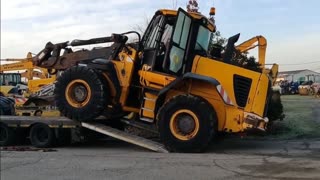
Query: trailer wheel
xmin=34 ymin=110 xmax=43 ymax=116
xmin=0 ymin=123 xmax=15 ymax=146
xmin=55 ymin=66 xmax=108 ymax=121
xmin=157 ymin=95 xmax=217 ymax=152
xmin=30 ymin=123 xmax=56 ymax=148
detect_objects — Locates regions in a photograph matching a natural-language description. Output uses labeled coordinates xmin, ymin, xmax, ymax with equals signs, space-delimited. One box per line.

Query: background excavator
xmin=0 ymin=52 xmax=56 ymax=98
xmin=0 ymin=52 xmax=57 ymax=116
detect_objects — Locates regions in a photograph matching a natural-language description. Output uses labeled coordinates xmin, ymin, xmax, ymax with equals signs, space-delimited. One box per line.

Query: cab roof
xmin=157 ymin=9 xmax=216 ymax=32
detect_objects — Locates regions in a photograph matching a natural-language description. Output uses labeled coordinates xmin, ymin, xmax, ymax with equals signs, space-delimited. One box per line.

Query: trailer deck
xmin=1 ymin=116 xmax=79 ymax=128
xmin=0 ymin=115 xmax=168 ymax=153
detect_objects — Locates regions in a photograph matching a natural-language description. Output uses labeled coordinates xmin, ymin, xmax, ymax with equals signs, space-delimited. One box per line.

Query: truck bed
xmin=0 ymin=115 xmax=79 ymax=128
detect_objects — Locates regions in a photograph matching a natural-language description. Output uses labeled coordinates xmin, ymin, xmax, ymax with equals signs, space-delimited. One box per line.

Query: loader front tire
xmin=157 ymin=95 xmax=217 ymax=152
xmin=55 ymin=66 xmax=108 ymax=121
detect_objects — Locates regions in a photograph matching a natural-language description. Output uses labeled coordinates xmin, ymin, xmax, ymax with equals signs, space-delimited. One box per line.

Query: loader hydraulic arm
xmin=33 ymin=33 xmax=131 ymax=70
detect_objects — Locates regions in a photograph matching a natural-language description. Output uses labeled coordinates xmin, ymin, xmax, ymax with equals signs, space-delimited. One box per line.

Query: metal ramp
xmin=81 ymin=122 xmax=169 ymax=153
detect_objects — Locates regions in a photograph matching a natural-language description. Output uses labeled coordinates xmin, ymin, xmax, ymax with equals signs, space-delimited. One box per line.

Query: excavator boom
xmin=0 ymin=53 xmax=56 ymax=94
xmin=235 ymin=36 xmax=267 ymax=65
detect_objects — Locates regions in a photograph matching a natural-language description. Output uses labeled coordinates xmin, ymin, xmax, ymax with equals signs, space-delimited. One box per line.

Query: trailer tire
xmin=55 ymin=66 xmax=108 ymax=121
xmin=157 ymin=95 xmax=217 ymax=152
xmin=30 ymin=123 xmax=56 ymax=148
xmin=0 ymin=123 xmax=15 ymax=146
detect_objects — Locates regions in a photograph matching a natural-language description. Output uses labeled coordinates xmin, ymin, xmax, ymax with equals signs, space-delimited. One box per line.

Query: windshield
xmin=195 ymin=25 xmax=210 ymax=52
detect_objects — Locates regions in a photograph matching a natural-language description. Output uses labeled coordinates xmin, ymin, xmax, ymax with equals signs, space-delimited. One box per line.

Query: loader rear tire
xmin=55 ymin=66 xmax=108 ymax=121
xmin=157 ymin=95 xmax=217 ymax=153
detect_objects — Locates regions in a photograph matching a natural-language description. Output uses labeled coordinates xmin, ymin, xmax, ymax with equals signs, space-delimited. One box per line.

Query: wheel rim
xmin=65 ymin=79 xmax=92 ymax=108
xmin=0 ymin=126 xmax=8 ymax=142
xmin=169 ymin=109 xmax=200 ymax=141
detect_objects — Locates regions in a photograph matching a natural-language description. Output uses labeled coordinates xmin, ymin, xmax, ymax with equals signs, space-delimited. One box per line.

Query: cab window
xmin=169 ymin=12 xmax=192 ymax=73
xmin=195 ymin=25 xmax=210 ymax=52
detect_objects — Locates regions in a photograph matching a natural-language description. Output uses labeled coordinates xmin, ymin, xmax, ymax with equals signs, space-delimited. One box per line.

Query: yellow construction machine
xmin=32 ymin=8 xmax=280 ymax=152
xmin=0 ymin=52 xmax=56 ymax=96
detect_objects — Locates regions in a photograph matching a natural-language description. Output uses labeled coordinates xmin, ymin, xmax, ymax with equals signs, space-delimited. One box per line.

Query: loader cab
xmin=140 ymin=8 xmax=214 ymax=76
xmin=140 ymin=13 xmax=176 ymax=72
xmin=0 ymin=73 xmax=21 ymax=86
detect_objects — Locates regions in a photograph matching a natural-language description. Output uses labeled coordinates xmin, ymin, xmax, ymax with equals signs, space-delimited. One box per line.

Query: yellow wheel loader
xmin=32 ymin=8 xmax=280 ymax=152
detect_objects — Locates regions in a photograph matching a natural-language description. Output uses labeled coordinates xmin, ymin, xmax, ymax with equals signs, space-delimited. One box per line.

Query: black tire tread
xmin=54 ymin=66 xmax=108 ymax=121
xmin=157 ymin=95 xmax=217 ymax=153
xmin=30 ymin=123 xmax=56 ymax=148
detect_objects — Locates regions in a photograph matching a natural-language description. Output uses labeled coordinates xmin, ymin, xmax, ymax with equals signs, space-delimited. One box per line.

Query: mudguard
xmin=154 ymin=72 xmax=221 ymax=116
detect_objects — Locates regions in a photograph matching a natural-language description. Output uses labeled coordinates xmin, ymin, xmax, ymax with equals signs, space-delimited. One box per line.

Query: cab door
xmin=162 ymin=8 xmax=193 ymax=75
xmin=139 ymin=8 xmax=194 ymax=89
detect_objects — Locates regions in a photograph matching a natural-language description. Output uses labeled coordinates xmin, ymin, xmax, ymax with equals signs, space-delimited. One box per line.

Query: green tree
xmin=210 ymin=31 xmax=227 ymax=46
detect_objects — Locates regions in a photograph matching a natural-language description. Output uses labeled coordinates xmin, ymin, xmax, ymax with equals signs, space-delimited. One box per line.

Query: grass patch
xmin=268 ymin=95 xmax=320 ymax=139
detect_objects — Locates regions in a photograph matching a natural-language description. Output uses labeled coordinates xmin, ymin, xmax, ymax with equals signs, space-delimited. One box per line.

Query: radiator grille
xmin=233 ymin=75 xmax=252 ymax=107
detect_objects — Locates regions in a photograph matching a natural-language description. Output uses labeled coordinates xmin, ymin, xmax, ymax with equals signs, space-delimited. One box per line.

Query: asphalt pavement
xmin=1 ymin=138 xmax=320 ymax=180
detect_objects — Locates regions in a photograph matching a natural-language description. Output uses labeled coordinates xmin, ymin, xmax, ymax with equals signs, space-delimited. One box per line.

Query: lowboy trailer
xmin=0 ymin=115 xmax=168 ymax=153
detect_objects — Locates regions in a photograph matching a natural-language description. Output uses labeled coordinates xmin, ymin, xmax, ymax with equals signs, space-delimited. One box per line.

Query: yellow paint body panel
xmin=138 ymin=70 xmax=176 ymax=89
xmin=141 ymin=92 xmax=157 ymax=118
xmin=192 ymin=56 xmax=268 ymax=117
xmin=186 ymin=56 xmax=270 ymax=132
xmin=112 ymin=49 xmax=138 ymax=106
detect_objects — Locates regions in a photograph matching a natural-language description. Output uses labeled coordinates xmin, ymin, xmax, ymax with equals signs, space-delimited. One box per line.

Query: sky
xmin=1 ymin=0 xmax=320 ymax=72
